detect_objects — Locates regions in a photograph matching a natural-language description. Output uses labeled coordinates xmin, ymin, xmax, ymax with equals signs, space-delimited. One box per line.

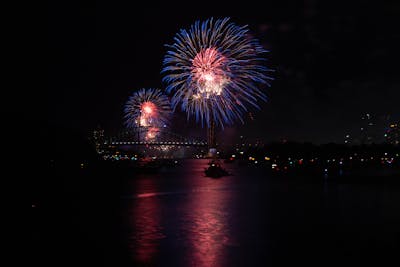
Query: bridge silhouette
xmin=106 ymin=141 xmax=207 ymax=146
xmin=104 ymin=128 xmax=208 ymax=147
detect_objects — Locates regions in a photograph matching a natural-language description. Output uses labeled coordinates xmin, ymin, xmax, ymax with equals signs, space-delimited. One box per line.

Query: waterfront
xmin=34 ymin=158 xmax=400 ymax=266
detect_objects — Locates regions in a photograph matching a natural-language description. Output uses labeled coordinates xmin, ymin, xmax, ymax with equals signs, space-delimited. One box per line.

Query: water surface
xmin=119 ymin=159 xmax=399 ymax=266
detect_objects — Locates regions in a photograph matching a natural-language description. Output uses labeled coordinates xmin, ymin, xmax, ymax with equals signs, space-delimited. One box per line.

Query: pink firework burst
xmin=191 ymin=47 xmax=229 ymax=98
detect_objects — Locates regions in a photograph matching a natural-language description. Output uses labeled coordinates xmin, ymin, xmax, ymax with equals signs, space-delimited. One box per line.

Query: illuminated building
xmin=360 ymin=113 xmax=375 ymax=144
xmin=385 ymin=123 xmax=399 ymax=145
xmin=92 ymin=126 xmax=105 ymax=153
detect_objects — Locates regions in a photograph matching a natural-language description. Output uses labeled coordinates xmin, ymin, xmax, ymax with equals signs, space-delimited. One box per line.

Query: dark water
xmin=116 ymin=159 xmax=400 ymax=266
xmin=33 ymin=158 xmax=399 ymax=266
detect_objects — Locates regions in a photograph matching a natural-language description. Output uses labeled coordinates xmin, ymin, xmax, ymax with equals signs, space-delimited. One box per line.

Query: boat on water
xmin=204 ymin=160 xmax=229 ymax=178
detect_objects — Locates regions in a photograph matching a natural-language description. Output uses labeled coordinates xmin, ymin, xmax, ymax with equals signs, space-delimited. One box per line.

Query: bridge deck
xmin=105 ymin=141 xmax=207 ymax=146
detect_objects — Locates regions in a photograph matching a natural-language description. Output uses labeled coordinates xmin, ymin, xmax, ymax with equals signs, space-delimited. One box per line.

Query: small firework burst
xmin=124 ymin=88 xmax=171 ymax=139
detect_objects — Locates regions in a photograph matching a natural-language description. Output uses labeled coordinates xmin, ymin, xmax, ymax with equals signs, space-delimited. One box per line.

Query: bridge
xmin=103 ymin=128 xmax=207 ymax=147
xmin=105 ymin=141 xmax=207 ymax=146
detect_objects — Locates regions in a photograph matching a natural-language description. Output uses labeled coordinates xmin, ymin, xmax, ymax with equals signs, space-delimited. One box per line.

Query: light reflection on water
xmin=124 ymin=159 xmax=400 ymax=266
xmin=183 ymin=181 xmax=233 ymax=267
xmin=128 ymin=159 xmax=237 ymax=266
xmin=130 ymin=177 xmax=165 ymax=263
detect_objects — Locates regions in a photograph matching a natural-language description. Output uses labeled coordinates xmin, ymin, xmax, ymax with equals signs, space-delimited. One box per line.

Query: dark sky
xmin=47 ymin=0 xmax=400 ymax=144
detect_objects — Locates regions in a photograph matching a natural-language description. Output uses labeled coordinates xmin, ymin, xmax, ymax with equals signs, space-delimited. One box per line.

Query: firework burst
xmin=162 ymin=17 xmax=273 ymax=128
xmin=124 ymin=88 xmax=171 ymax=139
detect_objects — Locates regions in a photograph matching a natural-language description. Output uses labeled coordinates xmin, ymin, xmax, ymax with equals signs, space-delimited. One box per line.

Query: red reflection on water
xmin=129 ymin=160 xmax=237 ymax=266
xmin=130 ymin=178 xmax=164 ymax=264
xmin=185 ymin=182 xmax=234 ymax=266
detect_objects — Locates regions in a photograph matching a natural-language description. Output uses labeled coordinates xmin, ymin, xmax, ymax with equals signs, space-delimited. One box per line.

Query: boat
xmin=204 ymin=160 xmax=229 ymax=178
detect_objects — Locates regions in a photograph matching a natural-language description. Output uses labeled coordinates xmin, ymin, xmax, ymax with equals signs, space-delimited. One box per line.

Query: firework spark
xmin=124 ymin=88 xmax=171 ymax=138
xmin=162 ymin=17 xmax=273 ymax=128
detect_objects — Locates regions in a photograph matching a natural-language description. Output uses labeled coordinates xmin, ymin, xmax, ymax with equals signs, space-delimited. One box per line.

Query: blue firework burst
xmin=162 ymin=17 xmax=273 ymax=128
xmin=124 ymin=88 xmax=171 ymax=130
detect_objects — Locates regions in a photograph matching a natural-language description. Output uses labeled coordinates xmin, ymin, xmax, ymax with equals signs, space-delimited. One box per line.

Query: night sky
xmin=47 ymin=0 xmax=400 ymax=144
